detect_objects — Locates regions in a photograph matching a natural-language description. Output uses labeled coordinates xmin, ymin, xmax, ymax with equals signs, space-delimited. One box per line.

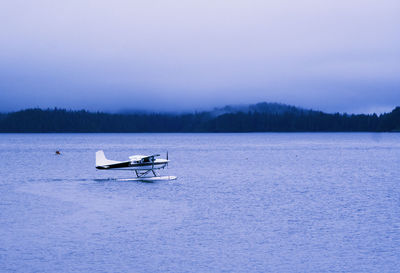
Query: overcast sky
xmin=0 ymin=0 xmax=399 ymax=113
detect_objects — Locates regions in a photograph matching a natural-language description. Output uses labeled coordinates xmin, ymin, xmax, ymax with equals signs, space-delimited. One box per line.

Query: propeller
xmin=166 ymin=151 xmax=169 ymax=169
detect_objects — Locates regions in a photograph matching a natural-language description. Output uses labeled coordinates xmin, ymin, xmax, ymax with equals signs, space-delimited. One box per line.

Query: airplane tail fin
xmin=96 ymin=150 xmax=109 ymax=167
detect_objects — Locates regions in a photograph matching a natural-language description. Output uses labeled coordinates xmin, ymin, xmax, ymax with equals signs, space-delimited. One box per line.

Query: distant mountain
xmin=211 ymin=102 xmax=309 ymax=116
xmin=0 ymin=103 xmax=399 ymax=133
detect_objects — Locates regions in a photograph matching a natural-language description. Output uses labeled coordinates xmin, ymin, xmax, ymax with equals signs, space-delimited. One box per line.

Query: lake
xmin=0 ymin=133 xmax=399 ymax=272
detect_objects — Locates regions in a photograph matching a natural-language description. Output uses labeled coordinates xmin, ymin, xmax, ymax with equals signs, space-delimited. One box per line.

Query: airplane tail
xmin=96 ymin=150 xmax=109 ymax=167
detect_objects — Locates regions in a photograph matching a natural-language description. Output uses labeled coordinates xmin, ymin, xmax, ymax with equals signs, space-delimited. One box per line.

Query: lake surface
xmin=0 ymin=133 xmax=399 ymax=272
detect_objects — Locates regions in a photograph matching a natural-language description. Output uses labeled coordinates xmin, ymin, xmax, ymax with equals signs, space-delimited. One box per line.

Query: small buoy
xmin=56 ymin=150 xmax=61 ymax=155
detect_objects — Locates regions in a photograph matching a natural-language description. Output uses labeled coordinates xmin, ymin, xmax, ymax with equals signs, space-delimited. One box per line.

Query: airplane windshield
xmin=143 ymin=157 xmax=155 ymax=163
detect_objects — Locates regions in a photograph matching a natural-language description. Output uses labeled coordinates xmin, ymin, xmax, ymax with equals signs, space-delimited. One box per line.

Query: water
xmin=0 ymin=133 xmax=399 ymax=272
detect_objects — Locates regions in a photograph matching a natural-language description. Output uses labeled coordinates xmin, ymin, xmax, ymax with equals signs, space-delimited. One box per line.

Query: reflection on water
xmin=1 ymin=133 xmax=400 ymax=272
xmin=30 ymin=177 xmax=159 ymax=184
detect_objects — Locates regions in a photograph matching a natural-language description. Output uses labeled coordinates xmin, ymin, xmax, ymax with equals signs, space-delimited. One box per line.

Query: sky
xmin=0 ymin=0 xmax=399 ymax=114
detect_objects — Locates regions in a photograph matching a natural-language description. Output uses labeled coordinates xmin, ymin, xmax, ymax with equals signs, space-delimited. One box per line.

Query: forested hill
xmin=0 ymin=103 xmax=400 ymax=132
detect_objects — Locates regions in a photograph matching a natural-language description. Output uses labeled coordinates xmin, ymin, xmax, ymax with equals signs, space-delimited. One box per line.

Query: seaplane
xmin=95 ymin=150 xmax=177 ymax=182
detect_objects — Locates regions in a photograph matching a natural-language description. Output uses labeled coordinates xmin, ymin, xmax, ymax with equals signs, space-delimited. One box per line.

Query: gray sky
xmin=1 ymin=0 xmax=399 ymax=113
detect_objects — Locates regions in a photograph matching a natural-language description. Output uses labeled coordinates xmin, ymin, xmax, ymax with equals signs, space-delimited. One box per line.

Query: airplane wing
xmin=143 ymin=154 xmax=160 ymax=159
xmin=129 ymin=154 xmax=160 ymax=161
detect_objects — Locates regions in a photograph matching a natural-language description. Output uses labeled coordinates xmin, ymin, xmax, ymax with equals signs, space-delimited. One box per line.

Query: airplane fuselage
xmin=96 ymin=159 xmax=169 ymax=170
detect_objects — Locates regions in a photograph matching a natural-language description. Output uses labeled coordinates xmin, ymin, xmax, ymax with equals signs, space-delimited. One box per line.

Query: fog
xmin=0 ymin=0 xmax=399 ymax=113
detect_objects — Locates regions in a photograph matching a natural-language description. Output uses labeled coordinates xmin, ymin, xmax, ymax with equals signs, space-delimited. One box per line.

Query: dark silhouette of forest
xmin=0 ymin=102 xmax=399 ymax=132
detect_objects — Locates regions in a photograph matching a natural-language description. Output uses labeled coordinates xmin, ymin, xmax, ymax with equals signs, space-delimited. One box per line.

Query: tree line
xmin=0 ymin=105 xmax=399 ymax=132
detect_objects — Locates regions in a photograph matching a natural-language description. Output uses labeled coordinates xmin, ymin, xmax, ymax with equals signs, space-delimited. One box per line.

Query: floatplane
xmin=95 ymin=150 xmax=177 ymax=181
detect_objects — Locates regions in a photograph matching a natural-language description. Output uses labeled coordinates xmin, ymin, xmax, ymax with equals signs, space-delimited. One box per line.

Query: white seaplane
xmin=95 ymin=150 xmax=177 ymax=182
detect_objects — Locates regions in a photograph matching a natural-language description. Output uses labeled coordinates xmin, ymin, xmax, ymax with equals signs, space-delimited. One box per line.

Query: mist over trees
xmin=0 ymin=103 xmax=399 ymax=133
